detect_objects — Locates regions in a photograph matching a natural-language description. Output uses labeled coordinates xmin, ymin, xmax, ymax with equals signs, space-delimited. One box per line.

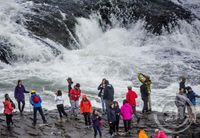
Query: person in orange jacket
xmin=138 ymin=127 xmax=149 ymax=138
xmin=80 ymin=95 xmax=92 ymax=127
xmin=3 ymin=94 xmax=15 ymax=130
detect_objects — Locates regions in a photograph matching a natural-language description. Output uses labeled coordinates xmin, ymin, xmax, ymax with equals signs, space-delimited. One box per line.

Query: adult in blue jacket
xmin=186 ymin=86 xmax=200 ymax=123
xmin=14 ymin=80 xmax=29 ymax=115
xmin=30 ymin=89 xmax=47 ymax=126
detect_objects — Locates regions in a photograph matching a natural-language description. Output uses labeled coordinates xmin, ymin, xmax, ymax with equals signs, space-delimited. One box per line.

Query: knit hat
xmin=31 ymin=89 xmax=36 ymax=94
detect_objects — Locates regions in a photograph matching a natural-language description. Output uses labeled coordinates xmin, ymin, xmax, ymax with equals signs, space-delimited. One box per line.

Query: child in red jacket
xmin=80 ymin=95 xmax=92 ymax=127
xmin=3 ymin=94 xmax=14 ymax=130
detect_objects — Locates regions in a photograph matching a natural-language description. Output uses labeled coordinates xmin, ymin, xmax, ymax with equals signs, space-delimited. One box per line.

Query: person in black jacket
xmin=140 ymin=82 xmax=149 ymax=113
xmin=113 ymin=101 xmax=120 ymax=135
xmin=67 ymin=77 xmax=73 ymax=97
xmin=103 ymin=80 xmax=114 ymax=116
xmin=97 ymin=78 xmax=106 ymax=113
xmin=108 ymin=102 xmax=116 ymax=137
xmin=179 ymin=77 xmax=186 ymax=93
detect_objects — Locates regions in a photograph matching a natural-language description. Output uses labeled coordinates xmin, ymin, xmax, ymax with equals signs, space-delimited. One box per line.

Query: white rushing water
xmin=0 ymin=0 xmax=200 ymax=112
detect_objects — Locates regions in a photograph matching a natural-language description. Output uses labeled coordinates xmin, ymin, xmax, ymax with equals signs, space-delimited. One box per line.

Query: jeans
xmin=93 ymin=125 xmax=102 ymax=137
xmin=187 ymin=105 xmax=196 ymax=123
xmin=83 ymin=112 xmax=91 ymax=126
xmin=18 ymin=100 xmax=25 ymax=113
xmin=178 ymin=106 xmax=185 ymax=121
xmin=5 ymin=114 xmax=13 ymax=130
xmin=105 ymin=100 xmax=112 ymax=120
xmin=57 ymin=104 xmax=68 ymax=118
xmin=123 ymin=119 xmax=131 ymax=132
xmin=101 ymin=97 xmax=106 ymax=113
xmin=33 ymin=107 xmax=46 ymax=125
xmin=70 ymin=100 xmax=79 ymax=117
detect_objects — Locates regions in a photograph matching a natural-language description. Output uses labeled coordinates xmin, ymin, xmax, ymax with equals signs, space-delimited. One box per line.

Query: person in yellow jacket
xmin=138 ymin=127 xmax=148 ymax=138
xmin=138 ymin=73 xmax=152 ymax=112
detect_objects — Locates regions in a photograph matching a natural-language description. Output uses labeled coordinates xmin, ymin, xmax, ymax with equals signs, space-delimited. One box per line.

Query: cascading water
xmin=0 ymin=0 xmax=200 ymax=112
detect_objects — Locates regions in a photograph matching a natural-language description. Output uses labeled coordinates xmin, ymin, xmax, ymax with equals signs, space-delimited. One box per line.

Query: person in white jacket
xmin=55 ymin=90 xmax=68 ymax=120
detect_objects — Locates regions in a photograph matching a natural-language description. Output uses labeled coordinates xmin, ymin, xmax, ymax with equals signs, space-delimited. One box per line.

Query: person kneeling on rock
xmin=80 ymin=95 xmax=92 ymax=128
xmin=30 ymin=89 xmax=47 ymax=126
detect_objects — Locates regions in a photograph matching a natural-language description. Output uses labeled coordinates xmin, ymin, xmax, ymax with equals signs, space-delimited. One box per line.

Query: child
xmin=3 ymin=94 xmax=14 ymax=130
xmin=92 ymin=109 xmax=102 ymax=138
xmin=30 ymin=89 xmax=47 ymax=126
xmin=120 ymin=100 xmax=133 ymax=134
xmin=80 ymin=95 xmax=92 ymax=127
xmin=138 ymin=127 xmax=148 ymax=138
xmin=113 ymin=101 xmax=120 ymax=135
xmin=108 ymin=102 xmax=116 ymax=137
xmin=55 ymin=90 xmax=68 ymax=120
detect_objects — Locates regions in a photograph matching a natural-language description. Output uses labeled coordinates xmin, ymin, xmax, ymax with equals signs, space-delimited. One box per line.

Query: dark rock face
xmin=0 ymin=0 xmax=197 ymax=64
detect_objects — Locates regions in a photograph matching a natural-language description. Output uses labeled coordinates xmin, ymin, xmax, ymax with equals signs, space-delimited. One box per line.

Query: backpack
xmin=33 ymin=95 xmax=40 ymax=103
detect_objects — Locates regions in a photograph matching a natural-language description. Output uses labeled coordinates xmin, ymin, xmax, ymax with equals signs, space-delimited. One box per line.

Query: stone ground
xmin=0 ymin=107 xmax=200 ymax=138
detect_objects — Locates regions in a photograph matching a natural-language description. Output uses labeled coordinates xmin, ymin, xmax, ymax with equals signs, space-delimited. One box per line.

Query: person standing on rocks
xmin=186 ymin=86 xmax=200 ymax=124
xmin=55 ymin=90 xmax=68 ymax=121
xmin=103 ymin=80 xmax=114 ymax=118
xmin=120 ymin=100 xmax=133 ymax=135
xmin=97 ymin=78 xmax=107 ymax=114
xmin=14 ymin=80 xmax=29 ymax=115
xmin=3 ymin=94 xmax=14 ymax=130
xmin=30 ymin=89 xmax=47 ymax=126
xmin=140 ymin=81 xmax=149 ymax=113
xmin=67 ymin=77 xmax=73 ymax=97
xmin=126 ymin=86 xmax=140 ymax=123
xmin=179 ymin=77 xmax=186 ymax=93
xmin=92 ymin=109 xmax=102 ymax=138
xmin=108 ymin=102 xmax=116 ymax=137
xmin=70 ymin=83 xmax=81 ymax=119
xmin=175 ymin=88 xmax=190 ymax=124
xmin=80 ymin=95 xmax=92 ymax=127
xmin=113 ymin=101 xmax=120 ymax=135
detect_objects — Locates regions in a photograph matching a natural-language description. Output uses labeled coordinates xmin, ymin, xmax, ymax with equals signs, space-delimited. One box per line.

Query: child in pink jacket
xmin=154 ymin=129 xmax=168 ymax=138
xmin=120 ymin=99 xmax=133 ymax=134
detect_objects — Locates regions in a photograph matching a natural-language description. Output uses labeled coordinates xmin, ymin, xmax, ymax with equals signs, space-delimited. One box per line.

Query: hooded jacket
xmin=126 ymin=89 xmax=138 ymax=107
xmin=138 ymin=129 xmax=148 ymax=138
xmin=187 ymin=91 xmax=200 ymax=106
xmin=70 ymin=88 xmax=81 ymax=101
xmin=103 ymin=84 xmax=114 ymax=101
xmin=120 ymin=103 xmax=133 ymax=120
xmin=92 ymin=114 xmax=102 ymax=127
xmin=154 ymin=130 xmax=168 ymax=138
xmin=3 ymin=99 xmax=13 ymax=115
xmin=108 ymin=108 xmax=116 ymax=123
xmin=80 ymin=97 xmax=92 ymax=113
xmin=30 ymin=94 xmax=42 ymax=108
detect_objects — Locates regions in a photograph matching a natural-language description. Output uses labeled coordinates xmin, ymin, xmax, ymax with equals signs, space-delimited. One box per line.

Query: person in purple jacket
xmin=14 ymin=80 xmax=29 ymax=115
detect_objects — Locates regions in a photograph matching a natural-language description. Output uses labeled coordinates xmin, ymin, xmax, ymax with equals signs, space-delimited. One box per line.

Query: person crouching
xmin=80 ymin=95 xmax=92 ymax=128
xmin=30 ymin=89 xmax=47 ymax=126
